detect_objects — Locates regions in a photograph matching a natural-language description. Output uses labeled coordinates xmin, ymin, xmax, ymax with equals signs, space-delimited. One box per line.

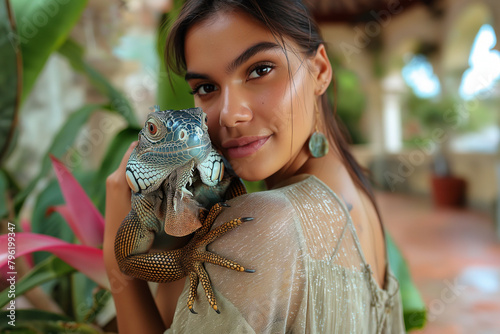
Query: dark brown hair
xmin=165 ymin=0 xmax=379 ymax=213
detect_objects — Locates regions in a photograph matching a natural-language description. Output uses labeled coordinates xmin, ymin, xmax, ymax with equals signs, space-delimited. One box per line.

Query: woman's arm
xmin=103 ymin=142 xmax=180 ymax=333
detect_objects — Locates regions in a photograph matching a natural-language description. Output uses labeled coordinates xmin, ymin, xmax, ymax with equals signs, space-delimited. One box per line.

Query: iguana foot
xmin=183 ymin=202 xmax=254 ymax=314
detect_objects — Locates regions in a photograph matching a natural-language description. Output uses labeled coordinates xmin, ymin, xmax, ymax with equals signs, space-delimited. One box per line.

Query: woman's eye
xmin=191 ymin=84 xmax=217 ymax=96
xmin=248 ymin=64 xmax=274 ymax=79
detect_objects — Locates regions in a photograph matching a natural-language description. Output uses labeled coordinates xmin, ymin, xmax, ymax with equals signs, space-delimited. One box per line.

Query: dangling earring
xmin=308 ymin=97 xmax=329 ymax=158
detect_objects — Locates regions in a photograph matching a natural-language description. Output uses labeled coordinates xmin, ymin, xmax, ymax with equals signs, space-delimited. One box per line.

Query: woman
xmin=104 ymin=0 xmax=405 ymax=332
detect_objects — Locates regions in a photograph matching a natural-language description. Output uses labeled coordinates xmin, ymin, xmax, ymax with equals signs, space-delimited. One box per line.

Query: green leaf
xmin=0 ymin=256 xmax=75 ymax=308
xmin=0 ymin=308 xmax=70 ymax=323
xmin=83 ymin=289 xmax=111 ymax=323
xmin=386 ymin=232 xmax=427 ymax=330
xmin=0 ymin=309 xmax=71 ymax=333
xmin=90 ymin=127 xmax=140 ymax=213
xmin=242 ymin=180 xmax=266 ymax=193
xmin=10 ymin=0 xmax=88 ymax=102
xmin=0 ymin=169 xmax=9 ymax=219
xmin=156 ymin=2 xmax=194 ymax=110
xmin=71 ymin=272 xmax=97 ymax=323
xmin=0 ymin=0 xmax=21 ymax=164
xmin=14 ymin=104 xmax=105 ymax=212
xmin=0 ymin=309 xmax=101 ymax=333
xmin=157 ymin=63 xmax=194 ymax=110
xmin=58 ymin=39 xmax=139 ymax=127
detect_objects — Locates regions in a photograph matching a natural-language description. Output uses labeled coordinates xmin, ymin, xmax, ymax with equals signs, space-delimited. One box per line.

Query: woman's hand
xmin=103 ymin=141 xmax=136 ymax=270
xmin=103 ymin=141 xmax=167 ymax=333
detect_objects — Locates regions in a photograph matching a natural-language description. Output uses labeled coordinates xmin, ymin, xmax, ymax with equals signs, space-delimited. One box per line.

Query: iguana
xmin=114 ymin=107 xmax=254 ymax=314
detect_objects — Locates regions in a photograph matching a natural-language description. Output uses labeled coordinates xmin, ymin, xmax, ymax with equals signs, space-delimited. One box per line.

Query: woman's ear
xmin=312 ymin=44 xmax=332 ymax=96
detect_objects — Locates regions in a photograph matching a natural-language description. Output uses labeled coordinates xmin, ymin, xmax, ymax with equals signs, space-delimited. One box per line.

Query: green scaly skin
xmin=114 ymin=107 xmax=253 ymax=314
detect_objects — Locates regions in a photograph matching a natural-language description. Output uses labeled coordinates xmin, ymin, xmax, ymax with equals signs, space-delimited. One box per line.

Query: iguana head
xmin=125 ymin=107 xmax=212 ymax=195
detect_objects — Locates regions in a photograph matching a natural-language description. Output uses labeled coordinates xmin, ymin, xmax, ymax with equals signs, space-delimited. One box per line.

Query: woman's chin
xmin=229 ymin=161 xmax=269 ymax=183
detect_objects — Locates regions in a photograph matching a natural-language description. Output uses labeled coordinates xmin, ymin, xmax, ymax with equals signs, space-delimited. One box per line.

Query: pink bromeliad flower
xmin=0 ymin=156 xmax=109 ymax=289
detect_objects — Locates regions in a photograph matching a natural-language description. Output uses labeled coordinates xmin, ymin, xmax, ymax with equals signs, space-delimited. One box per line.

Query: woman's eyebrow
xmin=227 ymin=42 xmax=281 ymax=73
xmin=185 ymin=72 xmax=210 ymax=81
xmin=185 ymin=41 xmax=281 ymax=82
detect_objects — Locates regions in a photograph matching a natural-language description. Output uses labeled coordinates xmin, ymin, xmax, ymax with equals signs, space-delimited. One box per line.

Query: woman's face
xmin=184 ymin=10 xmax=321 ymax=182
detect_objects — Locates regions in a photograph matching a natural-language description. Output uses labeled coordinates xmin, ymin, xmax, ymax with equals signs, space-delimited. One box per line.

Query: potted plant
xmin=404 ymin=93 xmax=467 ymax=207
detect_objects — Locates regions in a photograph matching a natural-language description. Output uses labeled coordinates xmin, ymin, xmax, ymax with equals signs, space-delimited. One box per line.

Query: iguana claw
xmin=183 ymin=202 xmax=255 ymax=314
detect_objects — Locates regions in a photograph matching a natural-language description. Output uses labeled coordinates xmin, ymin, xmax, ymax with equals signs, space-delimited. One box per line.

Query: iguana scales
xmin=114 ymin=107 xmax=254 ymax=314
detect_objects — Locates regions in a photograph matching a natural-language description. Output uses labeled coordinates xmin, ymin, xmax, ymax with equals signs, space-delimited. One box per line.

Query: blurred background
xmin=0 ymin=0 xmax=499 ymax=333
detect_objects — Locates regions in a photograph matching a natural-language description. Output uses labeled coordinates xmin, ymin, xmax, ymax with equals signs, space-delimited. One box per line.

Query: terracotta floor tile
xmin=376 ymin=192 xmax=500 ymax=333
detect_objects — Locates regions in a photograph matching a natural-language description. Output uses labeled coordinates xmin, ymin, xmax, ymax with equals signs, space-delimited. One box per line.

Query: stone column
xmin=382 ymin=74 xmax=406 ymax=153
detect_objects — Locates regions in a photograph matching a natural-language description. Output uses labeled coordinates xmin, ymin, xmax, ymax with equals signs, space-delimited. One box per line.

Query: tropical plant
xmin=0 ymin=0 xmax=140 ymax=330
xmin=0 ymin=158 xmax=109 ymax=332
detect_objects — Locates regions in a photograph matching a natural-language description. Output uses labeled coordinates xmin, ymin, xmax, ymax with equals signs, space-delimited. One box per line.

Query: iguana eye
xmin=148 ymin=122 xmax=158 ymax=135
xmin=179 ymin=129 xmax=187 ymax=140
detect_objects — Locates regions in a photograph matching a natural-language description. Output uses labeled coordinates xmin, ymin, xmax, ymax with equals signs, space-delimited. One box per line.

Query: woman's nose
xmin=218 ymin=86 xmax=253 ymax=127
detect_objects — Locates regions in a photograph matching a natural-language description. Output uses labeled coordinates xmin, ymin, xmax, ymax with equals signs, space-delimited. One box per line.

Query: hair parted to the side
xmin=164 ymin=0 xmax=379 ymax=215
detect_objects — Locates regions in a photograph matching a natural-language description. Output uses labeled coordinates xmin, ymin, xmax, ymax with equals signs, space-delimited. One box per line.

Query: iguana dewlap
xmin=114 ymin=107 xmax=253 ymax=314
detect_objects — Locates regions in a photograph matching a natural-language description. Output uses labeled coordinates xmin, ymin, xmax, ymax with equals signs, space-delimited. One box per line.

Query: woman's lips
xmin=222 ymin=136 xmax=270 ymax=159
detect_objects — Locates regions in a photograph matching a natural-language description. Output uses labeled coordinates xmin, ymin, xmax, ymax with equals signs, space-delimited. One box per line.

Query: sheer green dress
xmin=165 ymin=175 xmax=405 ymax=333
